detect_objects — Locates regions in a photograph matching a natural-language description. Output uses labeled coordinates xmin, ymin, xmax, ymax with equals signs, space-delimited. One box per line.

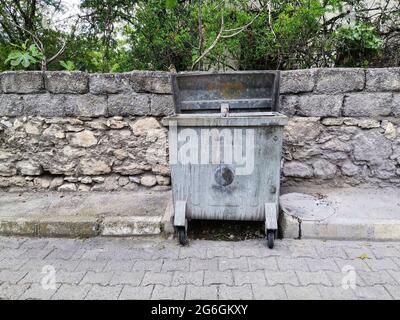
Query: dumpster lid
xmin=171 ymin=71 xmax=280 ymax=114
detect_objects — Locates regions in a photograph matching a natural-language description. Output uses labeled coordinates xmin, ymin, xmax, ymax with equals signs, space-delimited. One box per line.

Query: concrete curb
xmin=0 ymin=216 xmax=100 ymax=238
xmin=279 ymin=188 xmax=400 ymax=241
xmin=281 ymin=215 xmax=400 ymax=241
xmin=0 ymin=191 xmax=171 ymax=238
xmin=0 ymin=215 xmax=164 ymax=238
xmin=101 ymin=216 xmax=162 ymax=236
xmin=161 ymin=199 xmax=175 ymax=235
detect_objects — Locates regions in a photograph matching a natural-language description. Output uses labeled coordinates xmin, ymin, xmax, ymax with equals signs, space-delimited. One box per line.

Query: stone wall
xmin=0 ymin=71 xmax=172 ymax=192
xmin=280 ymin=68 xmax=400 ymax=187
xmin=0 ymin=68 xmax=399 ymax=192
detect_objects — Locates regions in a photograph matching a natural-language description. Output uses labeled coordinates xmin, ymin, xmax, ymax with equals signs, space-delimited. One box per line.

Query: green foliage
xmin=0 ymin=0 xmax=398 ymax=72
xmin=59 ymin=60 xmax=76 ymax=71
xmin=124 ymin=0 xmax=197 ymax=71
xmin=165 ymin=0 xmax=178 ymax=9
xmin=4 ymin=41 xmax=43 ymax=69
xmin=335 ymin=23 xmax=384 ymax=67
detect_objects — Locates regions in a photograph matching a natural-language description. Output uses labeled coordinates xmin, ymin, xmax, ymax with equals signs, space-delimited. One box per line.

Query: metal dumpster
xmin=163 ymin=71 xmax=288 ymax=248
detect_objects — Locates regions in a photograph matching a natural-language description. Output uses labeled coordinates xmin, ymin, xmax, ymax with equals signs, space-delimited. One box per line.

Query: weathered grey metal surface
xmin=172 ymin=71 xmax=280 ymax=114
xmin=168 ymin=71 xmax=286 ymax=225
xmin=169 ymin=126 xmax=284 ymax=221
xmin=162 ymin=112 xmax=288 ymax=127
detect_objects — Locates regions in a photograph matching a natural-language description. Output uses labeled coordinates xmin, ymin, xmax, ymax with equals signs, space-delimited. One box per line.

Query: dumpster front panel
xmin=170 ymin=125 xmax=284 ymax=221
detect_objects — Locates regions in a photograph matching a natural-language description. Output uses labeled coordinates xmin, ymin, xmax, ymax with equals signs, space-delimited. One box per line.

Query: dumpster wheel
xmin=266 ymin=230 xmax=275 ymax=249
xmin=177 ymin=227 xmax=188 ymax=246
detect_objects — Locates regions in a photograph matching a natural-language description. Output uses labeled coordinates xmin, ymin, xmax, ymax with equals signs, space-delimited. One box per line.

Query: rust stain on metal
xmin=207 ymin=81 xmax=245 ymax=99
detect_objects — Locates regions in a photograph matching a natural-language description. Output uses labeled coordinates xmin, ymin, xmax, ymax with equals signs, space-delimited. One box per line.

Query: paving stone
xmin=18 ymin=248 xmax=54 ymax=260
xmin=75 ymin=259 xmax=108 ymax=272
xmin=0 ymin=282 xmax=30 ymax=299
xmin=45 ymin=238 xmax=83 ymax=251
xmin=318 ymin=286 xmax=357 ymax=300
xmin=219 ymin=257 xmax=248 ymax=271
xmin=18 ymin=270 xmax=47 ymax=284
xmin=234 ymin=270 xmax=266 ymax=286
xmin=387 ymin=270 xmax=400 ymax=285
xmin=46 ymin=249 xmax=80 ymax=260
xmin=0 ymin=248 xmax=27 ymax=259
xmin=179 ymin=246 xmax=207 ymax=259
xmin=109 ymin=271 xmax=144 ymax=286
xmin=248 ymin=257 xmax=279 ymax=271
xmin=141 ymin=272 xmax=172 ymax=286
xmin=384 ymin=285 xmax=400 ymax=299
xmin=172 ymin=271 xmax=204 ymax=286
xmin=20 ymin=283 xmax=60 ymax=300
xmin=1 ymin=258 xmax=33 ymax=270
xmin=133 ymin=259 xmax=163 ymax=272
xmin=325 ymin=271 xmax=366 ymax=288
xmin=152 ymin=247 xmax=180 ymax=260
xmin=104 ymin=260 xmax=134 ymax=272
xmin=370 ymin=246 xmax=400 ymax=259
xmin=85 ymin=284 xmax=123 ymax=300
xmin=265 ymin=271 xmax=299 ymax=286
xmin=335 ymin=258 xmax=371 ymax=272
xmin=315 ymin=245 xmax=347 ymax=259
xmin=355 ymin=285 xmax=392 ymax=300
xmin=392 ymin=257 xmax=400 ymax=268
xmin=55 ymin=270 xmax=86 ymax=284
xmin=0 ymin=237 xmax=27 ymax=249
xmin=20 ymin=239 xmax=49 ymax=249
xmin=288 ymin=245 xmax=319 ymax=258
xmin=186 ymin=285 xmax=218 ymax=300
xmin=151 ymin=285 xmax=185 ymax=300
xmin=204 ymin=271 xmax=233 ymax=286
xmin=219 ymin=285 xmax=253 ymax=300
xmin=52 ymin=284 xmax=92 ymax=300
xmin=277 ymin=257 xmax=309 ymax=271
xmin=365 ymin=258 xmax=399 ymax=271
xmin=80 ymin=271 xmax=114 ymax=285
xmin=190 ymin=258 xmax=218 ymax=272
xmin=119 ymin=285 xmax=154 ymax=300
xmin=79 ymin=249 xmax=106 ymax=260
xmin=207 ymin=246 xmax=234 ymax=259
xmin=21 ymin=258 xmax=80 ymax=272
xmin=0 ymin=270 xmax=28 ymax=284
xmin=305 ymin=258 xmax=340 ymax=272
xmin=343 ymin=247 xmax=376 ymax=260
xmin=96 ymin=249 xmax=137 ymax=261
xmin=161 ymin=259 xmax=189 ymax=272
xmin=358 ymin=270 xmax=397 ymax=286
xmin=284 ymin=284 xmax=322 ymax=300
xmin=252 ymin=284 xmax=287 ymax=300
xmin=232 ymin=243 xmax=267 ymax=257
xmin=296 ymin=271 xmax=332 ymax=286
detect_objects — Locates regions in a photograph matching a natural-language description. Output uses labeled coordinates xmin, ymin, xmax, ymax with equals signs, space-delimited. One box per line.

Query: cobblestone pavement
xmin=0 ymin=236 xmax=400 ymax=300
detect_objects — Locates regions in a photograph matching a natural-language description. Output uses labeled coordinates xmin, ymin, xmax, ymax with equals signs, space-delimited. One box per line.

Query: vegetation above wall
xmin=0 ymin=0 xmax=399 ymax=72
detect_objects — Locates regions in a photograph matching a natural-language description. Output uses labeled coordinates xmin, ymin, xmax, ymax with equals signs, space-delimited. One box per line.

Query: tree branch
xmin=191 ymin=7 xmax=224 ymax=70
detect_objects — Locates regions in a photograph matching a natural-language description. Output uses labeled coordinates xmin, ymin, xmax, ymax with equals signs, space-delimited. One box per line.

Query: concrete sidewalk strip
xmin=0 ymin=191 xmax=170 ymax=237
xmin=280 ymin=187 xmax=400 ymax=241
